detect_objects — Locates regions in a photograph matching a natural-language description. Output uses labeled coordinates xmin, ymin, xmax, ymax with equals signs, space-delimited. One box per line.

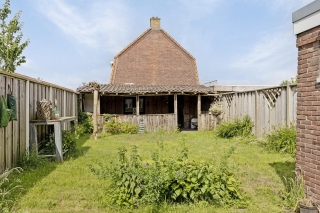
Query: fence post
xmin=286 ymin=85 xmax=291 ymax=127
xmin=198 ymin=94 xmax=201 ymax=130
xmin=174 ymin=94 xmax=177 ymax=127
xmin=255 ymin=90 xmax=259 ymax=136
xmin=136 ymin=95 xmax=140 ymax=115
xmin=26 ymin=80 xmax=30 ymax=152
xmin=235 ymin=92 xmax=238 ymax=118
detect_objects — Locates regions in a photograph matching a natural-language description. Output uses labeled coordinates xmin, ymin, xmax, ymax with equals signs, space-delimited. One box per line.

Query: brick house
xmin=293 ymin=0 xmax=320 ymax=204
xmin=77 ymin=17 xmax=217 ymax=131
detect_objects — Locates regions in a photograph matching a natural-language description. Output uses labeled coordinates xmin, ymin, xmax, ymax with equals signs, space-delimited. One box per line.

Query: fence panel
xmin=0 ymin=71 xmax=77 ymax=174
xmin=220 ymin=85 xmax=297 ymax=136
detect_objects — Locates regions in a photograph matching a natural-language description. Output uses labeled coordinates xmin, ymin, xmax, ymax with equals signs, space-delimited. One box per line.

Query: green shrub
xmin=90 ymin=145 xmax=245 ymax=208
xmin=62 ymin=130 xmax=76 ymax=154
xmin=215 ymin=115 xmax=254 ymax=138
xmin=103 ymin=114 xmax=116 ymax=122
xmin=78 ymin=112 xmax=93 ymax=134
xmin=74 ymin=123 xmax=86 ymax=139
xmin=0 ymin=168 xmax=23 ymax=212
xmin=265 ymin=125 xmax=296 ymax=156
xmin=105 ymin=119 xmax=139 ymax=134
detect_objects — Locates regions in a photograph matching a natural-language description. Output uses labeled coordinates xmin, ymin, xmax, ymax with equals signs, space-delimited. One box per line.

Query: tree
xmin=0 ymin=0 xmax=29 ymax=73
xmin=280 ymin=76 xmax=297 ymax=86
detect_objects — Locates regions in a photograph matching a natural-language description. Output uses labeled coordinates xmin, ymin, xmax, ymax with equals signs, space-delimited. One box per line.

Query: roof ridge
xmin=114 ymin=28 xmax=152 ymax=59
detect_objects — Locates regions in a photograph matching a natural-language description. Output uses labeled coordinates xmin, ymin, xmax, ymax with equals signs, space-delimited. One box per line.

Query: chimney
xmin=150 ymin=17 xmax=160 ymax=30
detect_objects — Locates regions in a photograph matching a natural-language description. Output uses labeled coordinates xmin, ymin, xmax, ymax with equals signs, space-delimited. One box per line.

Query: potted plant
xmin=209 ymin=101 xmax=223 ymax=129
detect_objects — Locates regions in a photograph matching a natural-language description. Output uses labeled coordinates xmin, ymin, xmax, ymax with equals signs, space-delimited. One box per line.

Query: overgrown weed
xmin=90 ymin=143 xmax=246 ymax=209
xmin=17 ymin=150 xmax=48 ymax=170
xmin=215 ymin=115 xmax=254 ymax=138
xmin=264 ymin=125 xmax=296 ymax=156
xmin=280 ymin=171 xmax=304 ymax=212
xmin=0 ymin=168 xmax=23 ymax=213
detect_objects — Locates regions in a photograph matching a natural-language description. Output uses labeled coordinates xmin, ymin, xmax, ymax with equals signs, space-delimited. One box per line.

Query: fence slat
xmin=220 ymin=85 xmax=297 ymax=136
xmin=0 ymin=72 xmax=77 ymax=174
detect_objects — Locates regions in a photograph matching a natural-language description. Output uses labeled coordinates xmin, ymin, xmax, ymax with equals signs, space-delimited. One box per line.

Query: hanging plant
xmin=209 ymin=101 xmax=223 ymax=117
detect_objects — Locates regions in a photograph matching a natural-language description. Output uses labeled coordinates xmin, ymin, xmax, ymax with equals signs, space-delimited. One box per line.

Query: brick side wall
xmin=296 ymin=25 xmax=320 ymax=204
xmin=112 ymin=30 xmax=199 ymax=85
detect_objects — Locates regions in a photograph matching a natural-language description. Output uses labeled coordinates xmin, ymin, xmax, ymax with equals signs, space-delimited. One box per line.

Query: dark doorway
xmin=178 ymin=95 xmax=184 ymax=128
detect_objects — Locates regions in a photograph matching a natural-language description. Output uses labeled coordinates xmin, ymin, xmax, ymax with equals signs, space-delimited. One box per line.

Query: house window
xmin=124 ymin=97 xmax=145 ymax=114
xmin=124 ymin=98 xmax=134 ymax=113
xmin=139 ymin=97 xmax=144 ymax=113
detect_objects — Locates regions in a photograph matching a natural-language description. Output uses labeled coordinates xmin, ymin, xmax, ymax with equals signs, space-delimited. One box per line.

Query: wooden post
xmin=255 ymin=90 xmax=259 ymax=136
xmin=63 ymin=90 xmax=67 ymax=130
xmin=136 ymin=95 xmax=140 ymax=115
xmin=197 ymin=94 xmax=201 ymax=130
xmin=97 ymin=94 xmax=100 ymax=115
xmin=88 ymin=81 xmax=100 ymax=140
xmin=49 ymin=86 xmax=53 ymax=103
xmin=93 ymin=89 xmax=98 ymax=140
xmin=174 ymin=94 xmax=177 ymax=127
xmin=286 ymin=85 xmax=291 ymax=127
xmin=26 ymin=80 xmax=30 ymax=152
xmin=54 ymin=122 xmax=63 ymax=162
xmin=235 ymin=92 xmax=238 ymax=118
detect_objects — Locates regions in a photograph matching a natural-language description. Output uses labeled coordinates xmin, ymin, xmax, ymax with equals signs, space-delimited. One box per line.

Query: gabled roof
xmin=109 ymin=18 xmax=200 ymax=86
xmin=113 ymin=29 xmax=195 ymax=60
xmin=114 ymin=28 xmax=152 ymax=59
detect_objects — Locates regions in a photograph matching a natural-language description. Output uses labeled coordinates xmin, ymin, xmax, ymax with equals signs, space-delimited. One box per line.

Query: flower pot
xmin=299 ymin=203 xmax=318 ymax=213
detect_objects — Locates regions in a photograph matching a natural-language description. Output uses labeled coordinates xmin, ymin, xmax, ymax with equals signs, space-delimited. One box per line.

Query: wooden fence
xmin=218 ymin=85 xmax=297 ymax=136
xmin=98 ymin=114 xmax=176 ymax=132
xmin=198 ymin=114 xmax=217 ymax=131
xmin=0 ymin=71 xmax=77 ymax=174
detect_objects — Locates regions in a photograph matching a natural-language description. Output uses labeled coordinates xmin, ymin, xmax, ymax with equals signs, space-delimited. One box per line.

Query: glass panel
xmin=125 ymin=98 xmax=133 ymax=113
xmin=139 ymin=98 xmax=144 ymax=113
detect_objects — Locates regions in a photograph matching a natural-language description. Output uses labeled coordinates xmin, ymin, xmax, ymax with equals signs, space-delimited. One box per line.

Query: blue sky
xmin=8 ymin=0 xmax=314 ymax=90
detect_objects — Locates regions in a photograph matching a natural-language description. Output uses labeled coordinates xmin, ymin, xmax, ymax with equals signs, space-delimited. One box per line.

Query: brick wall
xmin=296 ymin=25 xmax=320 ymax=203
xmin=111 ymin=29 xmax=199 ymax=85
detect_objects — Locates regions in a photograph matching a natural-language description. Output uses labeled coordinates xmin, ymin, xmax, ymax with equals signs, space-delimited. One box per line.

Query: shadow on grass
xmin=10 ymin=134 xmax=91 ymax=205
xmin=269 ymin=161 xmax=296 ymax=186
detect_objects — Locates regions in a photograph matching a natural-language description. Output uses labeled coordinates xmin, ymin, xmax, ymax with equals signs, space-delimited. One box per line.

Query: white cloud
xmin=35 ymin=0 xmax=131 ymax=54
xmin=231 ymin=27 xmax=298 ymax=85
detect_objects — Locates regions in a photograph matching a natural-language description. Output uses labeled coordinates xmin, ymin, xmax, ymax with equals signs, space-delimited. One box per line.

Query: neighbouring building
xmin=293 ymin=0 xmax=320 ymax=204
xmin=77 ymin=17 xmax=218 ymax=131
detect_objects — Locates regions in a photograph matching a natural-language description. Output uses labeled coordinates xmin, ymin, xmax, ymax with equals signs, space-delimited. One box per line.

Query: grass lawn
xmin=12 ymin=131 xmax=295 ymax=212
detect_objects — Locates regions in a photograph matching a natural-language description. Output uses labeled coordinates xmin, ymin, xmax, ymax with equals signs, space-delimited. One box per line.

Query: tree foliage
xmin=280 ymin=76 xmax=297 ymax=86
xmin=0 ymin=0 xmax=29 ymax=73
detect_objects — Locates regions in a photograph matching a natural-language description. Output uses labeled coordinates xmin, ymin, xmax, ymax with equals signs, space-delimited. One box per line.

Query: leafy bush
xmin=0 ymin=168 xmax=23 ymax=212
xmin=103 ymin=114 xmax=116 ymax=122
xmin=215 ymin=115 xmax=254 ymax=138
xmin=74 ymin=123 xmax=86 ymax=139
xmin=265 ymin=125 xmax=296 ymax=156
xmin=105 ymin=119 xmax=139 ymax=134
xmin=90 ymin=145 xmax=245 ymax=208
xmin=62 ymin=130 xmax=76 ymax=154
xmin=78 ymin=112 xmax=93 ymax=134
